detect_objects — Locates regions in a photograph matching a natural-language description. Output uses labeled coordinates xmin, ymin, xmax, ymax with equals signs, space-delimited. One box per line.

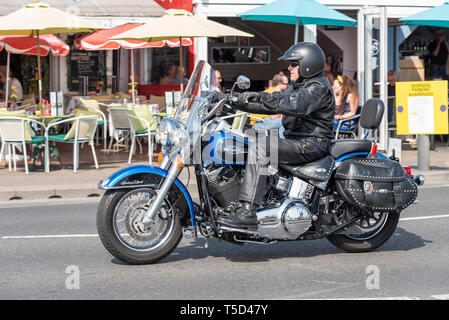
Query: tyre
xmin=327 ymin=211 xmax=400 ymax=253
xmin=97 ymin=188 xmax=183 ymax=264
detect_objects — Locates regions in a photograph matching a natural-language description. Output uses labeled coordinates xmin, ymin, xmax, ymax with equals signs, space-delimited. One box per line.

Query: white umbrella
xmin=111 ymin=9 xmax=254 ymax=91
xmin=0 ymin=1 xmax=102 ymax=103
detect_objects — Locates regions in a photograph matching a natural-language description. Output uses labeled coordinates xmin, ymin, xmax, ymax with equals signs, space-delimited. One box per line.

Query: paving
xmin=0 ymin=139 xmax=448 ymax=202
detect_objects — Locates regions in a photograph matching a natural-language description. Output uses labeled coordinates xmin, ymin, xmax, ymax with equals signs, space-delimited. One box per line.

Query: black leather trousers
xmin=239 ymin=132 xmax=329 ymax=205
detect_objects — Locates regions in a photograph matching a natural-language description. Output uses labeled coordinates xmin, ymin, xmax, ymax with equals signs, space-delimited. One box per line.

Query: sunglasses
xmin=289 ymin=62 xmax=299 ymax=68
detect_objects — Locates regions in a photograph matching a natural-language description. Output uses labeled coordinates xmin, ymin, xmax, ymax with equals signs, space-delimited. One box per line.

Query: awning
xmin=0 ymin=0 xmax=165 ymax=17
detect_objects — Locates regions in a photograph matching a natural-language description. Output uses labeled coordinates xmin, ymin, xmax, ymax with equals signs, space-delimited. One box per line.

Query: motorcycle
xmin=96 ymin=60 xmax=424 ymax=264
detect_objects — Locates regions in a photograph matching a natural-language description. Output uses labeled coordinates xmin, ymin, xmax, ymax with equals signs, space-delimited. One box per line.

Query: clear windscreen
xmin=173 ymin=60 xmax=217 ymax=124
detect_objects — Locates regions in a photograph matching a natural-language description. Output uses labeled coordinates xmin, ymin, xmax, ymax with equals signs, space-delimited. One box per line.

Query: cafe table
xmin=28 ymin=114 xmax=73 ymax=169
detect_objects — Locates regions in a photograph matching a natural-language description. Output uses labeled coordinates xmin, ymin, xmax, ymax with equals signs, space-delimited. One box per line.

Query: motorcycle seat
xmin=279 ymin=155 xmax=335 ymax=183
xmin=328 ymin=139 xmax=372 ymax=159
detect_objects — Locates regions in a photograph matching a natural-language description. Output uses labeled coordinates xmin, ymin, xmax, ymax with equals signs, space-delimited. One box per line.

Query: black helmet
xmin=278 ymin=42 xmax=325 ymax=78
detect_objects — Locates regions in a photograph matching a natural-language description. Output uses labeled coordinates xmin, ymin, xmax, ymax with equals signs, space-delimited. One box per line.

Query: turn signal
xmin=157 ymin=152 xmax=163 ymax=164
xmin=176 ymin=155 xmax=183 ymax=169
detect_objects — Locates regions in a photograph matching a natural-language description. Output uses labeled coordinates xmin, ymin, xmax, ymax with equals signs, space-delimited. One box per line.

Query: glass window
xmin=144 ymin=47 xmax=190 ymax=85
xmin=211 ymin=46 xmax=270 ymax=64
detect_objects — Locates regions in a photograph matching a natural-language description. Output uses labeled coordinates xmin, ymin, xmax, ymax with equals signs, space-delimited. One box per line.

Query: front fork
xmin=142 ymin=155 xmax=180 ymax=224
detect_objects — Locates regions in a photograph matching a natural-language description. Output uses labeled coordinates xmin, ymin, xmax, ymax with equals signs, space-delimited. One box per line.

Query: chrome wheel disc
xmin=113 ymin=189 xmax=174 ymax=252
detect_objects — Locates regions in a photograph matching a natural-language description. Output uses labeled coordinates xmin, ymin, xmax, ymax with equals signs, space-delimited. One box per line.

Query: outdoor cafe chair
xmin=107 ymin=107 xmax=133 ymax=155
xmin=0 ymin=117 xmax=47 ymax=174
xmin=45 ymin=115 xmax=99 ymax=173
xmin=127 ymin=113 xmax=156 ymax=165
xmin=78 ymin=97 xmax=108 ymax=151
xmin=333 ymin=106 xmax=363 ymax=140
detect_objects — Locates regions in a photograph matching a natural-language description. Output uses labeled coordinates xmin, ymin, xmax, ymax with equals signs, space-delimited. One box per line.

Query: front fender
xmin=99 ymin=165 xmax=195 ymax=227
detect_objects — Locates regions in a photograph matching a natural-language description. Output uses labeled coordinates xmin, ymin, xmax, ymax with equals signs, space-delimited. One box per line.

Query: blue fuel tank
xmin=203 ymin=132 xmax=248 ymax=166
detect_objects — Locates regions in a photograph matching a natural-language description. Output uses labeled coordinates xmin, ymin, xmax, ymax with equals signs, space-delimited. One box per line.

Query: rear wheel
xmin=327 ymin=211 xmax=399 ymax=253
xmin=97 ymin=188 xmax=183 ymax=264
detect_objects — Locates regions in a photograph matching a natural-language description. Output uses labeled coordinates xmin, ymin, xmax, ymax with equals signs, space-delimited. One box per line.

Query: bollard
xmin=417 ymin=134 xmax=430 ymax=171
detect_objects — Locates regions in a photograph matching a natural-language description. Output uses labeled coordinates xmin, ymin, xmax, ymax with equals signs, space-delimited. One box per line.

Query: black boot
xmin=218 ymin=201 xmax=258 ymax=227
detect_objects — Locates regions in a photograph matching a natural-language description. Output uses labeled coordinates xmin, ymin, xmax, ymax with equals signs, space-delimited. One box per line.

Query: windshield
xmin=173 ymin=60 xmax=217 ymax=123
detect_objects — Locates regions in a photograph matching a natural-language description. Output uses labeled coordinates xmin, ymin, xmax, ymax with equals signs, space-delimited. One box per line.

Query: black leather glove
xmin=238 ymin=91 xmax=261 ymax=106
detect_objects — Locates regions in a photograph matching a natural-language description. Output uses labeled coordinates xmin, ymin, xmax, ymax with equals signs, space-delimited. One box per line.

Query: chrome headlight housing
xmin=155 ymin=119 xmax=170 ymax=146
xmin=155 ymin=118 xmax=188 ymax=149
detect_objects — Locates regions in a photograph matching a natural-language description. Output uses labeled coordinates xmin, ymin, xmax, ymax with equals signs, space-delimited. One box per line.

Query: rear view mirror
xmin=236 ymin=75 xmax=251 ymax=90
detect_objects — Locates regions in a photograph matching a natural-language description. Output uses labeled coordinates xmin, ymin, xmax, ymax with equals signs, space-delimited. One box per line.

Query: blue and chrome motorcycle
xmin=97 ymin=61 xmax=423 ymax=264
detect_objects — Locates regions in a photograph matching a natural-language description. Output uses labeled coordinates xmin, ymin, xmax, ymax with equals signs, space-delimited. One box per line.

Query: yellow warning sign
xmin=396 ymin=80 xmax=449 ymax=135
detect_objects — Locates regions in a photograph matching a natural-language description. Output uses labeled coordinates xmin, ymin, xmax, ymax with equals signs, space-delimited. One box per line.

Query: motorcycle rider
xmin=218 ymin=42 xmax=336 ymax=228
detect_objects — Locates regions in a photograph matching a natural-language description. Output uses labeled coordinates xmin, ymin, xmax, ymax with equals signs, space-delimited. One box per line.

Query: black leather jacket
xmin=236 ymin=73 xmax=335 ymax=140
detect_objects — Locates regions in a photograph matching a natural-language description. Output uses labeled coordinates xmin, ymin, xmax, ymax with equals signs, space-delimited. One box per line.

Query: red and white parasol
xmin=74 ymin=23 xmax=192 ymax=50
xmin=0 ymin=34 xmax=69 ymax=106
xmin=74 ymin=23 xmax=192 ymax=103
xmin=0 ymin=34 xmax=69 ymax=56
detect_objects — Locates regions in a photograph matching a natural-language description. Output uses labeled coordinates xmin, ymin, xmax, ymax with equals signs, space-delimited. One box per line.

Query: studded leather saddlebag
xmin=334 ymin=158 xmax=418 ymax=213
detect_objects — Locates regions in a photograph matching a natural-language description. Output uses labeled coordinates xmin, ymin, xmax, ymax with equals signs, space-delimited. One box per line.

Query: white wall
xmin=319 ymin=26 xmax=358 ymax=77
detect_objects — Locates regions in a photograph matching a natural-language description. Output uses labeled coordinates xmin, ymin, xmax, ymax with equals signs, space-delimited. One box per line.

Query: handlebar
xmin=201 ymin=97 xmax=228 ymax=125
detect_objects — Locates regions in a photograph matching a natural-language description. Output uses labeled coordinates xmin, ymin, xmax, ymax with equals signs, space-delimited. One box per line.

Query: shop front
xmin=0 ymin=0 xmax=193 ymax=104
xmin=196 ymin=0 xmax=446 ymax=150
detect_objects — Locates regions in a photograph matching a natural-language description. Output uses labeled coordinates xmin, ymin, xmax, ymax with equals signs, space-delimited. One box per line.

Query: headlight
xmin=155 ymin=121 xmax=169 ymax=145
xmin=171 ymin=127 xmax=187 ymax=146
xmin=155 ymin=118 xmax=187 ymax=148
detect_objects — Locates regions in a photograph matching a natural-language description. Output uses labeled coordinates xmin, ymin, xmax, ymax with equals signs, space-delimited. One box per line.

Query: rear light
xmin=370 ymin=143 xmax=378 ymax=155
xmin=403 ymin=166 xmax=412 ymax=176
xmin=403 ymin=166 xmax=424 ymax=186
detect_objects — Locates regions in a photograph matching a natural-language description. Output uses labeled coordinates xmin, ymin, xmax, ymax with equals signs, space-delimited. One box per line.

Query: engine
xmin=257 ymin=199 xmax=312 ymax=240
xmin=204 ymin=166 xmax=242 ymax=209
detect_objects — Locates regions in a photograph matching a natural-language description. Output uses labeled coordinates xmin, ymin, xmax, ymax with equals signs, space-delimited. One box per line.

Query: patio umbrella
xmin=0 ymin=1 xmax=102 ymax=104
xmin=238 ymin=0 xmax=356 ymax=43
xmin=111 ymin=9 xmax=254 ymax=91
xmin=74 ymin=23 xmax=193 ymax=103
xmin=399 ymin=2 xmax=449 ymax=28
xmin=0 ymin=34 xmax=70 ymax=106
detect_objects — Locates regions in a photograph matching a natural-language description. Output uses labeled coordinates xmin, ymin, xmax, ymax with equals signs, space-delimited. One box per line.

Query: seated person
xmin=332 ymin=75 xmax=359 ymax=131
xmin=0 ymin=68 xmax=23 ymax=103
xmin=251 ymin=74 xmax=289 ymax=137
xmin=159 ymin=64 xmax=188 ymax=86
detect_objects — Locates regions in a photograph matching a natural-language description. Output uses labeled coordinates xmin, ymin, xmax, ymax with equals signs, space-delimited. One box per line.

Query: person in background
xmin=159 ymin=63 xmax=188 ymax=86
xmin=332 ymin=74 xmax=359 ymax=132
xmin=0 ymin=68 xmax=23 ymax=103
xmin=215 ymin=69 xmax=223 ymax=92
xmin=158 ymin=64 xmax=177 ymax=85
xmin=429 ymin=28 xmax=449 ymax=80
xmin=324 ymin=62 xmax=335 ymax=84
xmin=387 ymin=70 xmax=397 ymax=123
xmin=250 ymin=74 xmax=289 ymax=137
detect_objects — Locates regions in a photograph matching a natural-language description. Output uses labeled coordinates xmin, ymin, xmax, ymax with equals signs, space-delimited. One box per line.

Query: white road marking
xmin=2 ymin=214 xmax=449 ymax=240
xmin=0 ymin=198 xmax=100 ymax=209
xmin=400 ymin=214 xmax=449 ymax=221
xmin=431 ymin=294 xmax=449 ymax=300
xmin=333 ymin=297 xmax=420 ymax=300
xmin=1 ymin=234 xmax=99 ymax=240
xmin=420 ymin=184 xmax=449 ymax=189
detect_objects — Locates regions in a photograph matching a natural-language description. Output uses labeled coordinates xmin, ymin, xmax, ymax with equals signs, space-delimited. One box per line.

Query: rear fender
xmin=99 ymin=165 xmax=195 ymax=227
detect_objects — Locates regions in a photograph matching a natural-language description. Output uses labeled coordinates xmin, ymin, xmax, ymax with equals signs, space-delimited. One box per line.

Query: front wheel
xmin=327 ymin=211 xmax=400 ymax=253
xmin=97 ymin=188 xmax=182 ymax=264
